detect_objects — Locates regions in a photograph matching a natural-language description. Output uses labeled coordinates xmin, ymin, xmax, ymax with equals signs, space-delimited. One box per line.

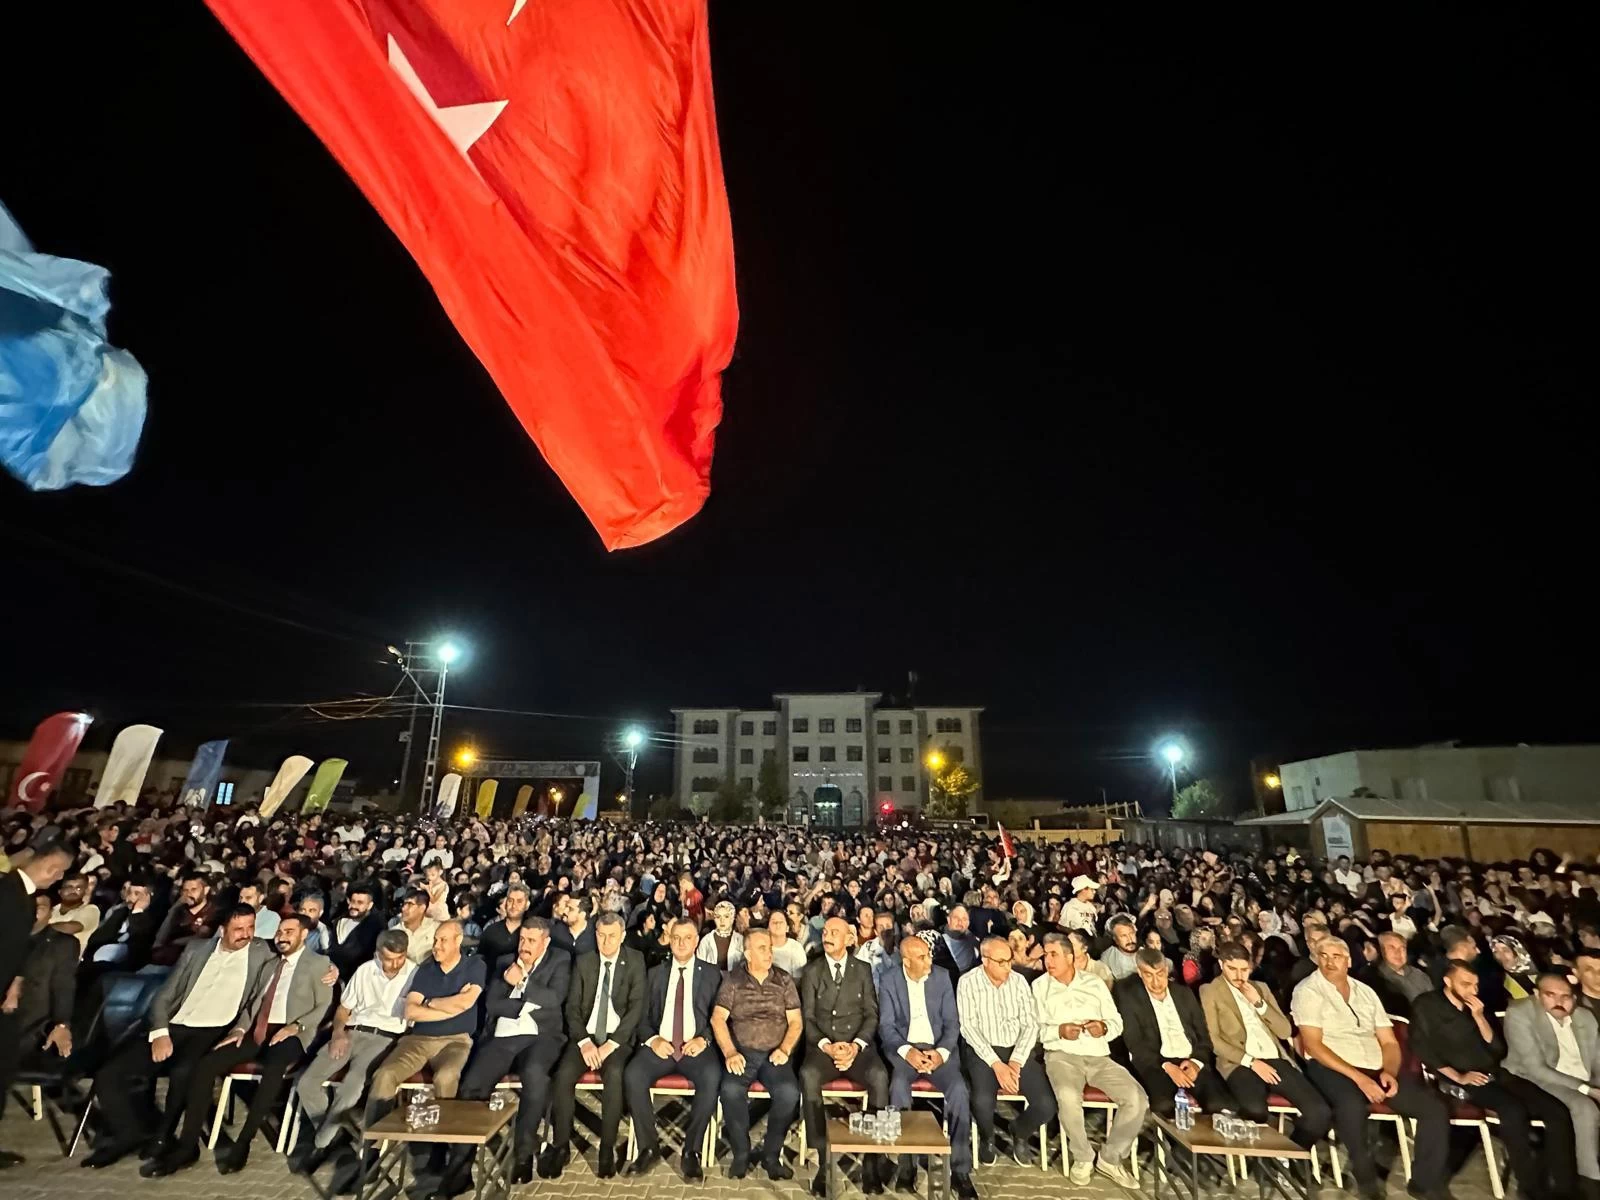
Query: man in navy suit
xmin=879 ymin=933 xmax=977 ymax=1200
xmin=623 ymin=918 xmax=724 ymax=1179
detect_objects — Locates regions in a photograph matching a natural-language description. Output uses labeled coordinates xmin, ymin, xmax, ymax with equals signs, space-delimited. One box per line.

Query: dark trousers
xmin=177 ymin=1031 xmax=305 ymax=1152
xmin=549 ymin=1041 xmax=628 ymax=1151
xmin=624 ymin=1045 xmax=723 ymax=1158
xmin=890 ymin=1050 xmax=972 ymax=1175
xmin=1220 ymin=1058 xmax=1333 ymax=1147
xmin=94 ymin=1022 xmax=230 ymax=1150
xmin=800 ymin=1044 xmax=890 ymax=1152
xmin=719 ymin=1044 xmax=800 ymax=1167
xmin=1136 ymin=1057 xmax=1234 ymax=1118
xmin=957 ymin=1041 xmax=1056 ymax=1146
xmin=1465 ymin=1073 xmax=1578 ymax=1199
xmin=0 ymin=1013 xmax=20 ymax=1124
xmin=1305 ymin=1061 xmax=1449 ymax=1191
xmin=459 ymin=1033 xmax=565 ymax=1155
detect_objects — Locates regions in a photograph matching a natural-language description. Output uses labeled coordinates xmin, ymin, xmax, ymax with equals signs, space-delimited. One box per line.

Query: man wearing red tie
xmin=623 ymin=918 xmax=724 ymax=1179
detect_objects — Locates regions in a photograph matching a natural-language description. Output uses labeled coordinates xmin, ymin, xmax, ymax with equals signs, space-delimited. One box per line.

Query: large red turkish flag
xmin=203 ymin=0 xmax=738 ymax=548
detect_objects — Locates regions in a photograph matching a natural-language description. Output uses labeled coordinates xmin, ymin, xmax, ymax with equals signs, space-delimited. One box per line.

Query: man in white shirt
xmin=47 ymin=874 xmax=100 ymax=957
xmin=1505 ymin=971 xmax=1600 ymax=1187
xmin=1032 ymin=932 xmax=1145 ymax=1187
xmin=238 ymin=882 xmax=280 ymax=940
xmin=1334 ymin=856 xmax=1365 ymax=898
xmin=391 ymin=891 xmax=439 ymax=963
xmin=957 ymin=937 xmax=1056 ymax=1168
xmin=1292 ymin=936 xmax=1449 ymax=1200
xmin=290 ymin=929 xmax=418 ymax=1171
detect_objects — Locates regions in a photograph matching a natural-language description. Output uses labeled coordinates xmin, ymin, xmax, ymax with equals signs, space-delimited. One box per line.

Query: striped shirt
xmin=957 ymin=968 xmax=1039 ymax=1066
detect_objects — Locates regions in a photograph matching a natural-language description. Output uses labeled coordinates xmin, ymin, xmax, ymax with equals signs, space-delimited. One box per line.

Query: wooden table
xmin=1149 ymin=1114 xmax=1314 ymax=1200
xmin=357 ymin=1100 xmax=517 ymax=1200
xmin=824 ymin=1111 xmax=951 ymax=1200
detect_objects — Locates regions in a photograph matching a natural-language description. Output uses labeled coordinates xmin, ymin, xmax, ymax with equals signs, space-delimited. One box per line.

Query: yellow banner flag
xmin=512 ymin=784 xmax=533 ymax=817
xmin=475 ymin=779 xmax=499 ymax=820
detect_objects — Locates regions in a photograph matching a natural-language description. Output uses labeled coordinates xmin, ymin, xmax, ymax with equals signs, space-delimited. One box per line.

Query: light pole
xmin=419 ymin=639 xmax=463 ymax=814
xmin=925 ymin=749 xmax=946 ymax=813
xmin=1159 ymin=742 xmax=1185 ymax=802
xmin=622 ymin=727 xmax=645 ymax=813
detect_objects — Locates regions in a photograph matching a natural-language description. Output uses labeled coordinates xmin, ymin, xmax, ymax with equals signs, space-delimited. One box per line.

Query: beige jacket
xmin=1200 ymin=975 xmax=1292 ymax=1079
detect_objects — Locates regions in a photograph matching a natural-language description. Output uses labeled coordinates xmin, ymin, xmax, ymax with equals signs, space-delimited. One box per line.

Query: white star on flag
xmin=387 ymin=34 xmax=506 ymax=157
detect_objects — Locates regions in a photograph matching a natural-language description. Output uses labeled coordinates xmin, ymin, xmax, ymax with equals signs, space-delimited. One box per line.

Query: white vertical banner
xmin=95 ymin=724 xmax=164 ymax=807
xmin=260 ymin=754 xmax=315 ymax=818
xmin=435 ymin=772 xmax=463 ymax=819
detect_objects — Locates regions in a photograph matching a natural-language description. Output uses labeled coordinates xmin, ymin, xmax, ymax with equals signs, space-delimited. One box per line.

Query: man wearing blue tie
xmin=879 ymin=934 xmax=978 ymax=1199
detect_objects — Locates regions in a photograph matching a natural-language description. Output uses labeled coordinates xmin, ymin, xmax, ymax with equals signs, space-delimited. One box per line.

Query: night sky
xmin=2 ymin=6 xmax=1590 ymax=809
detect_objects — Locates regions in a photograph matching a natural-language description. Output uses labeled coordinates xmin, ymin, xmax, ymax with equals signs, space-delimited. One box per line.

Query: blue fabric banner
xmin=180 ymin=739 xmax=230 ymax=810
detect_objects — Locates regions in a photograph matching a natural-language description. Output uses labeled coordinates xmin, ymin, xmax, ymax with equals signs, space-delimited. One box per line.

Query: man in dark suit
xmin=1113 ymin=947 xmax=1230 ymax=1117
xmin=327 ymin=881 xmax=385 ymax=981
xmin=0 ymin=841 xmax=75 ymax=1170
xmin=86 ymin=903 xmax=276 ymax=1169
xmin=623 ymin=917 xmax=723 ymax=1180
xmin=932 ymin=906 xmax=981 ymax=984
xmin=543 ymin=912 xmax=645 ymax=1180
xmin=81 ymin=876 xmax=159 ymax=977
xmin=800 ymin=916 xmax=889 ymax=1196
xmin=879 ymin=934 xmax=975 ymax=1200
xmin=149 ymin=912 xmax=335 ymax=1176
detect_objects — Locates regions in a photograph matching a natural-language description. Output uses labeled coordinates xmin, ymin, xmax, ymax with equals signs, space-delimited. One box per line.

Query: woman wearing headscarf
xmin=1490 ymin=934 xmax=1538 ymax=1001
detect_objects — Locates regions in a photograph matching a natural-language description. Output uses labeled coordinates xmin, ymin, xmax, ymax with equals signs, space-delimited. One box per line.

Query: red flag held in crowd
xmin=201 ymin=0 xmax=738 ymax=549
xmin=998 ymin=823 xmax=1016 ymax=859
xmin=9 ymin=711 xmax=93 ymax=812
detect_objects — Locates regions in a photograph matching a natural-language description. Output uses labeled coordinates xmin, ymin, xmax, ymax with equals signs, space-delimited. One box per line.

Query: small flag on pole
xmin=998 ymin=823 xmax=1016 ymax=859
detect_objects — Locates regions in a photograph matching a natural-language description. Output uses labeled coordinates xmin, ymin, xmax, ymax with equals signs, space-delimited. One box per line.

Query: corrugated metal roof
xmin=1237 ymin=795 xmax=1600 ymax=827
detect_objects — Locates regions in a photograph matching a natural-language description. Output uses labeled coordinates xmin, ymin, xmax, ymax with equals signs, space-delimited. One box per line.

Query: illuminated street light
xmin=1263 ymin=773 xmax=1281 ymax=790
xmin=623 ymin=727 xmax=645 ymax=750
xmin=926 ymin=750 xmax=946 ymax=772
xmin=437 ymin=640 xmax=462 ymax=665
xmin=455 ymin=747 xmax=477 ymax=769
xmin=1155 ymin=739 xmax=1188 ymax=802
xmin=1160 ymin=743 xmax=1184 ymax=767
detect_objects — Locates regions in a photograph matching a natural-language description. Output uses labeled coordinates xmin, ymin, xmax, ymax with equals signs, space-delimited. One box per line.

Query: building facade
xmin=1278 ymin=743 xmax=1600 ymax=814
xmin=670 ymin=692 xmax=983 ymax=826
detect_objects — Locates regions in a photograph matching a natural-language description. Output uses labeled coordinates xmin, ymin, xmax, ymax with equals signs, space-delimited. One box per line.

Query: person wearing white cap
xmin=1063 ymin=875 xmax=1100 ymax=936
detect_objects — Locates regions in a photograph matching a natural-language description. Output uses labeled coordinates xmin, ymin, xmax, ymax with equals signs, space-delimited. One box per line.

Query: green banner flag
xmin=301 ymin=757 xmax=349 ymax=815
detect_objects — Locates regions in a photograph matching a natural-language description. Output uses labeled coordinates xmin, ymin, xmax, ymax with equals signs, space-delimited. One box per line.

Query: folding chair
xmin=10 ymin=997 xmax=108 ymax=1156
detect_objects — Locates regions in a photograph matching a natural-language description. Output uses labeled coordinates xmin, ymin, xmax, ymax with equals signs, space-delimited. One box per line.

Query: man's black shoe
xmin=543 ymin=1145 xmax=569 ymax=1179
xmin=728 ymin=1155 xmax=750 ymax=1179
xmin=978 ymin=1138 xmax=996 ymax=1166
xmin=82 ymin=1142 xmax=134 ymax=1169
xmin=0 ymin=1151 xmax=25 ymax=1170
xmin=328 ymin=1148 xmax=364 ymax=1196
xmin=510 ymin=1155 xmax=534 ymax=1185
xmin=953 ymin=1172 xmax=978 ymax=1200
xmin=628 ymin=1145 xmax=662 ymax=1177
xmin=290 ymin=1141 xmax=333 ymax=1176
xmin=681 ymin=1152 xmax=704 ymax=1181
xmin=812 ymin=1166 xmax=830 ymax=1196
xmin=141 ymin=1136 xmax=172 ymax=1162
xmin=597 ymin=1144 xmax=617 ymax=1178
xmin=216 ymin=1145 xmax=250 ymax=1176
xmin=536 ymin=1145 xmax=559 ymax=1178
xmin=764 ymin=1157 xmax=794 ymax=1181
xmin=1011 ymin=1141 xmax=1036 ymax=1168
xmin=862 ymin=1159 xmax=886 ymax=1196
xmin=140 ymin=1146 xmax=200 ymax=1177
xmin=895 ymin=1161 xmax=918 ymax=1193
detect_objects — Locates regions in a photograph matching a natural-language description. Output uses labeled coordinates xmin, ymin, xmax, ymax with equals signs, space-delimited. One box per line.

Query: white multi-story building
xmin=670 ymin=692 xmax=983 ymax=826
xmin=1278 ymin=743 xmax=1600 ymax=813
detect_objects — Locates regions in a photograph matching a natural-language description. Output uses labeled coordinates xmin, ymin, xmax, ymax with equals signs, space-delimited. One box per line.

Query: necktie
xmin=833 ymin=961 xmax=843 ymax=987
xmin=595 ymin=960 xmax=614 ymax=1044
xmin=671 ymin=966 xmax=687 ymax=1058
xmin=252 ymin=960 xmax=284 ymax=1045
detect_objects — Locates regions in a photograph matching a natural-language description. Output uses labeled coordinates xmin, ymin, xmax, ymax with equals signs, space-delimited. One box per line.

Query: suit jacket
xmin=328 ymin=910 xmax=385 ymax=981
xmin=482 ymin=947 xmax=573 ymax=1038
xmin=801 ymin=952 xmax=879 ymax=1050
xmin=148 ymin=935 xmax=279 ymax=1032
xmin=1114 ymin=975 xmax=1214 ymax=1079
xmin=1504 ymin=996 xmax=1600 ymax=1094
xmin=931 ymin=930 xmax=980 ymax=983
xmin=563 ymin=947 xmax=647 ymax=1050
xmin=18 ymin=927 xmax=79 ymax=1039
xmin=640 ymin=956 xmax=720 ymax=1045
xmin=83 ymin=902 xmax=159 ymax=969
xmin=1199 ymin=976 xmax=1291 ymax=1079
xmin=0 ymin=871 xmax=31 ymax=992
xmin=234 ymin=948 xmax=336 ymax=1038
xmin=878 ymin=966 xmax=959 ymax=1061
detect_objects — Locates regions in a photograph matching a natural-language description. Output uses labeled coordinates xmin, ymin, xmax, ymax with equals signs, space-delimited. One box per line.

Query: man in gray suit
xmin=86 ymin=903 xmax=276 ymax=1169
xmin=1504 ymin=972 xmax=1593 ymax=1193
xmin=148 ymin=912 xmax=335 ymax=1176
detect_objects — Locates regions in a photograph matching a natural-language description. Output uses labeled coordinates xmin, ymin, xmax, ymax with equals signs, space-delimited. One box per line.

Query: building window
xmin=878 ymin=775 xmax=893 ymax=792
xmin=877 ymin=747 xmax=892 ymax=763
xmin=741 ymin=777 xmax=754 ymax=791
xmin=739 ymin=748 xmax=754 ymax=765
xmin=762 ymin=748 xmax=776 ymax=765
xmin=847 ymin=745 xmax=863 ymax=762
xmin=899 ymin=719 xmax=913 ymax=735
xmin=935 ymin=717 xmax=963 ymax=734
xmin=691 ymin=776 xmax=719 ymax=792
xmin=846 ymin=717 xmax=862 ymax=733
xmin=1291 ymin=785 xmax=1305 ymax=809
xmin=793 ymin=746 xmax=810 ymax=762
xmin=876 ymin=719 xmax=890 ymax=735
xmin=819 ymin=745 xmax=837 ymax=762
xmin=901 ymin=776 xmax=916 ymax=792
xmin=692 ymin=747 xmax=718 ymax=763
xmin=763 ymin=720 xmax=777 ymax=735
xmin=215 ymin=781 xmax=234 ymax=806
xmin=692 ymin=718 xmax=720 ymax=735
xmin=740 ymin=720 xmax=754 ymax=736
xmin=899 ymin=747 xmax=913 ymax=763
xmin=945 ymin=746 xmax=964 ymax=764
xmin=819 ymin=718 xmax=835 ymax=734
xmin=792 ymin=718 xmax=809 ymax=733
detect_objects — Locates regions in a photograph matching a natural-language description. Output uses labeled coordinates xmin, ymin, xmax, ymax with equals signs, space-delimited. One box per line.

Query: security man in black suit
xmin=623 ymin=917 xmax=723 ymax=1179
xmin=800 ymin=916 xmax=890 ymax=1196
xmin=1113 ymin=947 xmax=1231 ymax=1116
xmin=543 ymin=911 xmax=646 ymax=1180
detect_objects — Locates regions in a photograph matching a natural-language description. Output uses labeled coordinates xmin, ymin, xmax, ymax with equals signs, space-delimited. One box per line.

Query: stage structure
xmin=461 ymin=759 xmax=603 ymax=821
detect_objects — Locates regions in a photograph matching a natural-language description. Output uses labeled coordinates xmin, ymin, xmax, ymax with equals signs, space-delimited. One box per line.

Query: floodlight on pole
xmin=1157 ymin=739 xmax=1187 ymax=802
xmin=620 ymin=726 xmax=646 ymax=813
xmin=1263 ymin=773 xmax=1281 ymax=790
xmin=418 ymin=636 xmax=467 ymax=814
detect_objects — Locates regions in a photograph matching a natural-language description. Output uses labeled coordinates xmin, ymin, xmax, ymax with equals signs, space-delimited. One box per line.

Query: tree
xmin=710 ymin=774 xmax=753 ymax=823
xmin=925 ymin=764 xmax=979 ymax=819
xmin=1172 ymin=778 xmax=1230 ymax=819
xmin=647 ymin=793 xmax=681 ymax=822
xmin=756 ymin=756 xmax=785 ymax=820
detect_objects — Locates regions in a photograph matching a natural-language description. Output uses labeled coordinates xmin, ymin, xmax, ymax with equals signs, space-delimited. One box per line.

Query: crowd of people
xmin=4 ymin=800 xmax=1600 ymax=1200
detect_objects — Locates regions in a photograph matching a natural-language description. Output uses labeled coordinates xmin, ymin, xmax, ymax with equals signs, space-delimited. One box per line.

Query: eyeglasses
xmin=981 ymin=955 xmax=1012 ymax=965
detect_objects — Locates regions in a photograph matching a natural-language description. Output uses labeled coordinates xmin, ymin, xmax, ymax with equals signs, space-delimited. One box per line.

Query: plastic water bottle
xmin=1174 ymin=1089 xmax=1194 ymax=1132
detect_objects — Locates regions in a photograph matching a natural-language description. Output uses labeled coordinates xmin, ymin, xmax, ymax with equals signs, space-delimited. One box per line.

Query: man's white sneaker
xmin=1068 ymin=1159 xmax=1093 ymax=1186
xmin=1094 ymin=1156 xmax=1138 ymax=1189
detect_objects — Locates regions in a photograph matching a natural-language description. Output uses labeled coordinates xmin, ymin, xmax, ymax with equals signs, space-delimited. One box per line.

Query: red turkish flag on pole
xmin=202 ymin=0 xmax=738 ymax=549
xmin=998 ymin=823 xmax=1016 ymax=859
xmin=10 ymin=712 xmax=93 ymax=812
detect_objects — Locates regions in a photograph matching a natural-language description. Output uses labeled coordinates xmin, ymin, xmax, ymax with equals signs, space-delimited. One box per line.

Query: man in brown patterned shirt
xmin=711 ymin=928 xmax=802 ymax=1181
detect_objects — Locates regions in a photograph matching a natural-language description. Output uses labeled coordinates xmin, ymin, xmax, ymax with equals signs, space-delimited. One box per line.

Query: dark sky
xmin=2 ymin=6 xmax=1591 ymax=809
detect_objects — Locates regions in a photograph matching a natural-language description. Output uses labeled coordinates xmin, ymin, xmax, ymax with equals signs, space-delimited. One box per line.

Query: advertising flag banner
xmin=261 ymin=754 xmax=316 ymax=818
xmin=301 ymin=758 xmax=349 ymax=815
xmin=179 ymin=739 xmax=230 ymax=810
xmin=10 ymin=711 xmax=93 ymax=812
xmin=474 ymin=779 xmax=499 ymax=820
xmin=95 ymin=724 xmax=163 ymax=807
xmin=511 ymin=784 xmax=532 ymax=818
xmin=435 ymin=772 xmax=462 ymax=819
xmin=198 ymin=0 xmax=738 ymax=549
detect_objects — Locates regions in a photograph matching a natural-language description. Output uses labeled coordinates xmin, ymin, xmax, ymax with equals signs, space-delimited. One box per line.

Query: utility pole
xmin=419 ymin=647 xmax=456 ymax=814
xmin=389 ymin=639 xmax=461 ymax=814
xmin=396 ymin=640 xmax=422 ymax=806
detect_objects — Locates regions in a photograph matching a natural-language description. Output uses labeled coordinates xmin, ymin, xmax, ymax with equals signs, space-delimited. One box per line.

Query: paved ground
xmin=1 ymin=1093 xmax=1506 ymax=1200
